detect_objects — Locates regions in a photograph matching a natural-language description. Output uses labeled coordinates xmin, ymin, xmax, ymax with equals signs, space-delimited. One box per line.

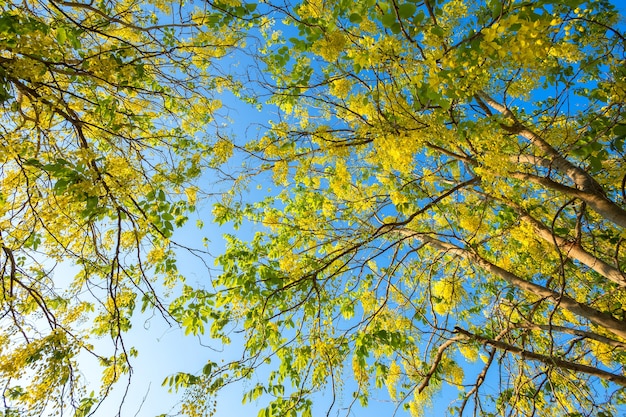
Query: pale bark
xmin=455 ymin=326 xmax=626 ymax=387
xmin=477 ymin=91 xmax=626 ymax=228
xmin=470 ymin=190 xmax=626 ymax=287
xmin=416 ymin=337 xmax=462 ymax=393
xmin=510 ymin=154 xmax=554 ymax=168
xmin=406 ymin=233 xmax=626 ymax=340
xmin=510 ymin=172 xmax=626 ymax=228
xmin=519 ymin=323 xmax=626 ymax=350
xmin=477 ymin=91 xmax=603 ymax=193
xmin=517 ymin=209 xmax=626 ymax=287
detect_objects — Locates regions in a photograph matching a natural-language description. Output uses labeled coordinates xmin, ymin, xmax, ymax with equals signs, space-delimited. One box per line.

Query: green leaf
xmin=53 ymin=179 xmax=70 ymax=194
xmin=85 ymin=196 xmax=98 ymax=213
xmin=382 ymin=12 xmax=396 ymax=28
xmin=75 ymin=396 xmax=96 ymax=417
xmin=590 ymin=141 xmax=603 ymax=151
xmin=431 ymin=25 xmax=444 ymax=37
xmin=413 ymin=9 xmax=425 ymax=24
xmin=398 ymin=3 xmax=417 ymax=19
xmin=202 ymin=361 xmax=214 ymax=375
xmin=589 ymin=155 xmax=602 ymax=173
xmin=488 ymin=0 xmax=502 ymax=18
xmin=56 ymin=26 xmax=66 ymax=44
xmin=67 ymin=29 xmax=81 ymax=49
xmin=349 ymin=13 xmax=363 ymax=24
xmin=613 ymin=124 xmax=626 ymax=136
xmin=563 ymin=0 xmax=585 ymax=7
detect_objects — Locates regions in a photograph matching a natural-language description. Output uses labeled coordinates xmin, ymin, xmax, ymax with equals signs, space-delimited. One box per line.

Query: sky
xmin=59 ymin=1 xmax=626 ymax=416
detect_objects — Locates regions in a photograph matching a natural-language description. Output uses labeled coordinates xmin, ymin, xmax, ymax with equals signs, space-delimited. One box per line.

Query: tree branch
xmin=410 ymin=234 xmax=626 ymax=340
xmin=455 ymin=326 xmax=626 ymax=387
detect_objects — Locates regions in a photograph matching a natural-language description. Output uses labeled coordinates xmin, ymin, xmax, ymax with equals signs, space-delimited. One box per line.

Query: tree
xmin=0 ymin=0 xmax=244 ymax=415
xmin=172 ymin=0 xmax=626 ymax=416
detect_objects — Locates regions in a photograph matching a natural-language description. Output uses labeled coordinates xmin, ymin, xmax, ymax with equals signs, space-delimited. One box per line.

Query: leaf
xmin=202 ymin=362 xmax=214 ymax=375
xmin=398 ymin=3 xmax=416 ymax=19
xmin=83 ymin=196 xmax=98 ymax=215
xmin=74 ymin=396 xmax=96 ymax=417
xmin=431 ymin=25 xmax=444 ymax=37
xmin=56 ymin=26 xmax=66 ymax=44
xmin=381 ymin=12 xmax=396 ymax=28
xmin=7 ymin=1 xmax=626 ymax=417
xmin=488 ymin=0 xmax=503 ymax=18
xmin=349 ymin=13 xmax=363 ymax=24
xmin=613 ymin=124 xmax=626 ymax=136
xmin=53 ymin=179 xmax=70 ymax=194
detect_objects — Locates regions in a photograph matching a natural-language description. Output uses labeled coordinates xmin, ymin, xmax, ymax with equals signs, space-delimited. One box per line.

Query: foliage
xmin=172 ymin=0 xmax=626 ymax=416
xmin=0 ymin=0 xmax=244 ymax=415
xmin=3 ymin=0 xmax=626 ymax=416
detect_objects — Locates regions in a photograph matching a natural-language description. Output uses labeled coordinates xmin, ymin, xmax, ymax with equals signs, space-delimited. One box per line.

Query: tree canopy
xmin=2 ymin=0 xmax=626 ymax=416
xmin=0 ymin=0 xmax=244 ymax=415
